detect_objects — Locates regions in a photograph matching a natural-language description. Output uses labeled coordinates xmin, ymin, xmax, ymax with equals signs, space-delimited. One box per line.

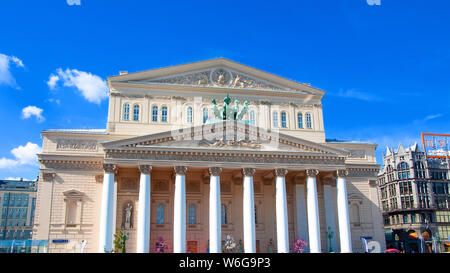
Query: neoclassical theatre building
xmin=33 ymin=58 xmax=385 ymax=253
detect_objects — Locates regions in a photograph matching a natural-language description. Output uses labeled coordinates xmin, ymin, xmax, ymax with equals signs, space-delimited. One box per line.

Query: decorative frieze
xmin=146 ymin=67 xmax=297 ymax=92
xmin=347 ymin=150 xmax=366 ymax=159
xmin=105 ymin=150 xmax=345 ymax=166
xmin=56 ymin=139 xmax=98 ymax=152
xmin=41 ymin=161 xmax=103 ymax=171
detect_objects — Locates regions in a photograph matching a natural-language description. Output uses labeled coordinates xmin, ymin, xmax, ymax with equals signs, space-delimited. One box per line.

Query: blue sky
xmin=0 ymin=0 xmax=449 ymax=180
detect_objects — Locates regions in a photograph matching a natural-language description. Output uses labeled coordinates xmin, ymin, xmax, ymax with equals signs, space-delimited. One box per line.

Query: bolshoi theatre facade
xmin=33 ymin=58 xmax=386 ymax=253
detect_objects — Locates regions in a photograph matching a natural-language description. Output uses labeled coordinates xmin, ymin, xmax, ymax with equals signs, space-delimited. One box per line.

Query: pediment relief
xmin=135 ymin=67 xmax=305 ymax=93
xmin=109 ymin=58 xmax=324 ymax=95
xmin=102 ymin=121 xmax=348 ymax=156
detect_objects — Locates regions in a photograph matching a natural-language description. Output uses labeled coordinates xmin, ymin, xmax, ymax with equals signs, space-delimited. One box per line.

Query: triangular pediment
xmin=108 ymin=58 xmax=324 ymax=95
xmin=102 ymin=121 xmax=347 ymax=157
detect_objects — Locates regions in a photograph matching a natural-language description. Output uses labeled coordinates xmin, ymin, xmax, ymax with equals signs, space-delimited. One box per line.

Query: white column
xmin=173 ymin=166 xmax=187 ymax=253
xmin=98 ymin=164 xmax=116 ymax=253
xmin=137 ymin=165 xmax=152 ymax=253
xmin=113 ymin=180 xmax=117 ymax=235
xmin=243 ymin=168 xmax=256 ymax=253
xmin=275 ymin=168 xmax=289 ymax=253
xmin=323 ymin=181 xmax=338 ymax=252
xmin=306 ymin=169 xmax=321 ymax=253
xmin=295 ymin=181 xmax=309 ymax=252
xmin=209 ymin=167 xmax=222 ymax=253
xmin=336 ymin=170 xmax=352 ymax=253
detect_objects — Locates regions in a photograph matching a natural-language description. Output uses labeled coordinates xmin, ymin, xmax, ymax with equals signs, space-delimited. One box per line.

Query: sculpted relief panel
xmin=56 ymin=139 xmax=98 ymax=152
xmin=145 ymin=67 xmax=303 ymax=92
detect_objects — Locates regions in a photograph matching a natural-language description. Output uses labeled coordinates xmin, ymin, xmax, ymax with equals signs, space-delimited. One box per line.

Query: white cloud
xmin=331 ymin=88 xmax=382 ymax=102
xmin=0 ymin=158 xmax=19 ymax=169
xmin=0 ymin=142 xmax=42 ymax=169
xmin=47 ymin=74 xmax=59 ymax=90
xmin=21 ymin=106 xmax=45 ymax=122
xmin=0 ymin=53 xmax=24 ymax=88
xmin=48 ymin=68 xmax=108 ymax=104
xmin=67 ymin=0 xmax=81 ymax=6
xmin=11 ymin=142 xmax=42 ymax=166
xmin=46 ymin=98 xmax=61 ymax=106
xmin=423 ymin=113 xmax=443 ymax=121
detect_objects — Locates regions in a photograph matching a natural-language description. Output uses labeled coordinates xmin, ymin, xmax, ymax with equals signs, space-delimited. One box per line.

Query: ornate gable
xmin=102 ymin=121 xmax=347 ymax=156
xmin=108 ymin=58 xmax=324 ymax=95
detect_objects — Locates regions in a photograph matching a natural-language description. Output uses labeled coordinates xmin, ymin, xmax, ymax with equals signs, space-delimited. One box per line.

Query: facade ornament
xmin=242 ymin=168 xmax=256 ymax=177
xmin=275 ymin=168 xmax=288 ymax=177
xmin=306 ymin=169 xmax=319 ymax=177
xmin=147 ymin=68 xmax=294 ymax=91
xmin=174 ymin=166 xmax=188 ymax=175
xmin=336 ymin=169 xmax=348 ymax=178
xmin=139 ymin=165 xmax=152 ymax=174
xmin=103 ymin=163 xmax=116 ymax=173
xmin=124 ymin=203 xmax=133 ymax=230
xmin=42 ymin=172 xmax=56 ymax=182
xmin=199 ymin=138 xmax=261 ymax=149
xmin=211 ymin=94 xmax=249 ymax=121
xmin=208 ymin=167 xmax=222 ymax=176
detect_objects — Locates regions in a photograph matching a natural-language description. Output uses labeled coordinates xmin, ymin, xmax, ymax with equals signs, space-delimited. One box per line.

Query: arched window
xmin=203 ymin=108 xmax=209 ymax=124
xmin=161 ymin=106 xmax=168 ymax=122
xmin=350 ymin=203 xmax=361 ymax=225
xmin=297 ymin=113 xmax=303 ymax=129
xmin=156 ymin=204 xmax=164 ymax=224
xmin=187 ymin=106 xmax=193 ymax=123
xmin=133 ymin=105 xmax=140 ymax=121
xmin=188 ymin=204 xmax=196 ymax=224
xmin=306 ymin=112 xmax=312 ymax=129
xmin=221 ymin=204 xmax=227 ymax=224
xmin=281 ymin=111 xmax=287 ymax=128
xmin=152 ymin=105 xmax=158 ymax=122
xmin=273 ymin=112 xmax=278 ymax=127
xmin=123 ymin=103 xmax=130 ymax=121
xmin=249 ymin=110 xmax=255 ymax=125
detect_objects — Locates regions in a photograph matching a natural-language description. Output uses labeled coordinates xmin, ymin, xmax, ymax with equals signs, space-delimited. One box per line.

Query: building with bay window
xmin=33 ymin=58 xmax=385 ymax=253
xmin=378 ymin=143 xmax=450 ymax=253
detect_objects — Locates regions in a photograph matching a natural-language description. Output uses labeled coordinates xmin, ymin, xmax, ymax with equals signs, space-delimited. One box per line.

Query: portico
xmin=97 ymin=121 xmax=353 ymax=253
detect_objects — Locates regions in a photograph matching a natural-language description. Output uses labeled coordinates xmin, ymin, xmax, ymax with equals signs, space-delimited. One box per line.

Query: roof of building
xmin=0 ymin=179 xmax=37 ymax=192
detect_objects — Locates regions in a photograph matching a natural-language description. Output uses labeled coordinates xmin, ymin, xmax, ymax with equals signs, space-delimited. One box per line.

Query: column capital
xmin=174 ymin=166 xmax=188 ymax=175
xmin=275 ymin=168 xmax=288 ymax=177
xmin=103 ymin=163 xmax=116 ymax=174
xmin=209 ymin=167 xmax=222 ymax=176
xmin=336 ymin=170 xmax=348 ymax=178
xmin=139 ymin=165 xmax=152 ymax=174
xmin=306 ymin=169 xmax=319 ymax=177
xmin=242 ymin=168 xmax=256 ymax=177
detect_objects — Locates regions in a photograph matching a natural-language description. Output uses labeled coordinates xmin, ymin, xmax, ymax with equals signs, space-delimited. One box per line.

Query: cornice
xmin=109 ymin=81 xmax=323 ymax=101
